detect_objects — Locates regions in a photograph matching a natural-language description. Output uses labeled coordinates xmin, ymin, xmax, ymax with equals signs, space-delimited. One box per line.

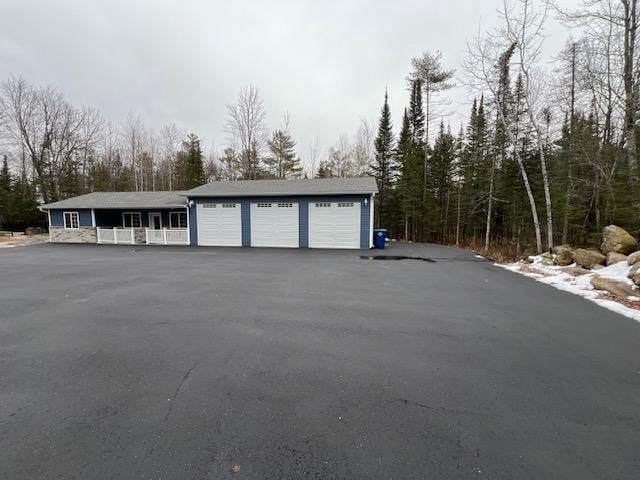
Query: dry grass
xmin=451 ymin=240 xmax=534 ymax=264
xmin=596 ymin=292 xmax=640 ymax=310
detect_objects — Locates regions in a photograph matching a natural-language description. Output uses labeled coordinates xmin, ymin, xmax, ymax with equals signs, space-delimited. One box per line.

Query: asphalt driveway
xmin=1 ymin=243 xmax=639 ymax=479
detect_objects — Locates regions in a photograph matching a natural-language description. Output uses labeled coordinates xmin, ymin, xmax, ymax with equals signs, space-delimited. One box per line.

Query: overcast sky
xmin=0 ymin=0 xmax=580 ymax=167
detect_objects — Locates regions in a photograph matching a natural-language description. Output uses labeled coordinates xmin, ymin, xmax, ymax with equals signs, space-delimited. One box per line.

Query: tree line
xmin=370 ymin=0 xmax=639 ymax=256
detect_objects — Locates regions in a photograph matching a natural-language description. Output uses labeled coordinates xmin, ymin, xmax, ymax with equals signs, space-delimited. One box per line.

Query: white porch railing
xmin=145 ymin=228 xmax=188 ymax=245
xmin=97 ymin=227 xmax=135 ymax=244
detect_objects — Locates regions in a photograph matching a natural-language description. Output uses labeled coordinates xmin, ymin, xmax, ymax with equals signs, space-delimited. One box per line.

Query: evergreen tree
xmin=265 ymin=130 xmax=302 ymax=179
xmin=395 ymin=108 xmax=422 ymax=240
xmin=176 ymin=134 xmax=205 ymax=189
xmin=315 ymin=161 xmax=332 ymax=178
xmin=429 ymin=122 xmax=457 ymax=240
xmin=0 ymin=156 xmax=11 ymax=230
xmin=371 ymin=90 xmax=395 ymax=228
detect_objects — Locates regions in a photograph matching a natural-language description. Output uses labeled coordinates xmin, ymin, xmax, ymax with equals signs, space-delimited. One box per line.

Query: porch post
xmin=163 ymin=227 xmax=167 ymax=245
xmin=145 ymin=228 xmax=149 ymax=245
xmin=185 ymin=206 xmax=191 ymax=246
xmin=113 ymin=227 xmax=118 ymax=245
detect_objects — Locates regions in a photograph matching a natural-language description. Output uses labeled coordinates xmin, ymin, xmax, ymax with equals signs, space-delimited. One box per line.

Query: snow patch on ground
xmin=499 ymin=256 xmax=640 ymax=323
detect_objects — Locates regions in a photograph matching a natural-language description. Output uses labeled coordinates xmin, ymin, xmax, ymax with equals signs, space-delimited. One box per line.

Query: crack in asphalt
xmin=164 ymin=361 xmax=199 ymax=421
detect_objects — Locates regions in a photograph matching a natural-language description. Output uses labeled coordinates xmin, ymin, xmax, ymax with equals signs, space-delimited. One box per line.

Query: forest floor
xmin=498 ymin=256 xmax=640 ymax=322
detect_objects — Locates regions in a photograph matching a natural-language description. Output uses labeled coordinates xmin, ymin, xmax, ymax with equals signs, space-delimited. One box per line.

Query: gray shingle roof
xmin=40 ymin=178 xmax=378 ymax=209
xmin=184 ymin=177 xmax=378 ymax=197
xmin=40 ymin=191 xmax=188 ymax=210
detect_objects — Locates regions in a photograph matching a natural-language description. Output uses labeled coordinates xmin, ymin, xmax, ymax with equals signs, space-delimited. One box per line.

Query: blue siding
xmin=241 ymin=201 xmax=251 ymax=247
xmin=188 ymin=194 xmax=370 ymax=249
xmin=360 ymin=195 xmax=372 ymax=248
xmin=93 ymin=209 xmax=188 ymax=228
xmin=49 ymin=208 xmax=93 ymax=227
xmin=298 ymin=200 xmax=308 ymax=248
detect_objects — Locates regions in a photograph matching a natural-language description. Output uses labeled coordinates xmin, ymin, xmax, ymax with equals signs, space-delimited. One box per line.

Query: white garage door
xmin=250 ymin=202 xmax=299 ymax=248
xmin=197 ymin=202 xmax=242 ymax=246
xmin=309 ymin=201 xmax=361 ymax=249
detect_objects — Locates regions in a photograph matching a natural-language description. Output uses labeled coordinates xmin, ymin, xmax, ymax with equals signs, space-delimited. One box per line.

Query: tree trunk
xmin=455 ymin=182 xmax=461 ymax=247
xmin=484 ymin=155 xmax=495 ymax=253
xmin=623 ymin=0 xmax=638 ymax=174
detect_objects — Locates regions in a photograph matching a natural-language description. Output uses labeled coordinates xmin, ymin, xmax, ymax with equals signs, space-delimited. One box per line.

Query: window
xmin=202 ymin=203 xmax=216 ymax=208
xmin=278 ymin=203 xmax=293 ymax=208
xmin=122 ymin=212 xmax=142 ymax=228
xmin=222 ymin=203 xmax=236 ymax=208
xmin=257 ymin=203 xmax=272 ymax=208
xmin=338 ymin=202 xmax=354 ymax=207
xmin=63 ymin=211 xmax=79 ymax=229
xmin=170 ymin=211 xmax=188 ymax=229
xmin=315 ymin=202 xmax=330 ymax=208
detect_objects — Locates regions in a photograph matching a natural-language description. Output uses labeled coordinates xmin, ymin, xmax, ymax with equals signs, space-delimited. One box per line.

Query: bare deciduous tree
xmin=225 ymin=85 xmax=267 ymax=180
xmin=464 ymin=29 xmax=544 ymax=252
xmin=502 ymin=0 xmax=554 ymax=250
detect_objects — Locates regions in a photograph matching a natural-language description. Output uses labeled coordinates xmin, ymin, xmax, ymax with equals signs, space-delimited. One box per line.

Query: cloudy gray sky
xmin=1 ymin=0 xmax=580 ymax=167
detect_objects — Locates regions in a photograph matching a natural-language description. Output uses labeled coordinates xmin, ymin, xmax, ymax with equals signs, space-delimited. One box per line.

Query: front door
xmin=149 ymin=212 xmax=162 ymax=230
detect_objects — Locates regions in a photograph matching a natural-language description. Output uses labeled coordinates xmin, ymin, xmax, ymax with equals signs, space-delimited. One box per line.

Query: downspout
xmin=369 ymin=193 xmax=375 ymax=248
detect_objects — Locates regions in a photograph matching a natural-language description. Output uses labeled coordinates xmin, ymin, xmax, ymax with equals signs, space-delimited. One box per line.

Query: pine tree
xmin=266 ymin=130 xmax=302 ymax=179
xmin=176 ymin=134 xmax=205 ymax=189
xmin=395 ymin=108 xmax=422 ymax=240
xmin=0 ymin=156 xmax=12 ymax=230
xmin=315 ymin=161 xmax=332 ymax=178
xmin=371 ymin=90 xmax=395 ymax=228
xmin=429 ymin=122 xmax=456 ymax=240
xmin=408 ymin=79 xmax=425 ymax=146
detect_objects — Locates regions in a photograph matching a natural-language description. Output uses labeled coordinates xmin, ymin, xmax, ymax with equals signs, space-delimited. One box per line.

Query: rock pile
xmin=527 ymin=225 xmax=640 ymax=298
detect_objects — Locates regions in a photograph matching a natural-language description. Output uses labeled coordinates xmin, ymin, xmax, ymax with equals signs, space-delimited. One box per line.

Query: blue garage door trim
xmin=188 ymin=203 xmax=198 ymax=245
xmin=186 ymin=194 xmax=370 ymax=248
xmin=241 ymin=200 xmax=251 ymax=247
xmin=298 ymin=200 xmax=309 ymax=248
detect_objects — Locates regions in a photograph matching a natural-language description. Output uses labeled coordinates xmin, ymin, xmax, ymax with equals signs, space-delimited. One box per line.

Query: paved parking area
xmin=1 ymin=243 xmax=639 ymax=479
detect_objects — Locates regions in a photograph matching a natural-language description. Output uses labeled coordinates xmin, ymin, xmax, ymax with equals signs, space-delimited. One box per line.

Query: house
xmin=40 ymin=177 xmax=378 ymax=249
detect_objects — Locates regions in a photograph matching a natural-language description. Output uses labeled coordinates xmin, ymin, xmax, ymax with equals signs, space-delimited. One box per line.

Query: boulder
xmin=601 ymin=225 xmax=638 ymax=255
xmin=559 ymin=266 xmax=591 ymax=276
xmin=627 ymin=251 xmax=640 ymax=266
xmin=573 ymin=248 xmax=606 ymax=269
xmin=628 ymin=263 xmax=640 ymax=287
xmin=606 ymin=252 xmax=628 ymax=266
xmin=540 ymin=252 xmax=555 ymax=266
xmin=553 ymin=245 xmax=574 ymax=266
xmin=591 ymin=276 xmax=638 ymax=299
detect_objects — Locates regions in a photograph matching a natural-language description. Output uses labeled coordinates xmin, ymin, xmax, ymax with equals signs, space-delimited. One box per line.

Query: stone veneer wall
xmin=134 ymin=228 xmax=146 ymax=244
xmin=50 ymin=226 xmax=97 ymax=243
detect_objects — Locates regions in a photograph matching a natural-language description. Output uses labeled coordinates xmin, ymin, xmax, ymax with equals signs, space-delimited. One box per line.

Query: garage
xmin=185 ymin=178 xmax=377 ymax=249
xmin=250 ymin=202 xmax=299 ymax=248
xmin=196 ymin=202 xmax=242 ymax=246
xmin=309 ymin=201 xmax=361 ymax=249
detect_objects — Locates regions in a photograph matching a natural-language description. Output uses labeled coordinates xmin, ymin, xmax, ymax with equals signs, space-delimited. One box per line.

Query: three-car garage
xmin=187 ymin=177 xmax=377 ymax=249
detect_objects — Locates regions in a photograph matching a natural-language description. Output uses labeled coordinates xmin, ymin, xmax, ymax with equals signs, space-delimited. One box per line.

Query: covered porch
xmin=95 ymin=208 xmax=189 ymax=245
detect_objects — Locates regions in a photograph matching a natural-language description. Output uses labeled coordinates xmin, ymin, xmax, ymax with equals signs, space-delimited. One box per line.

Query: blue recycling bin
xmin=373 ymin=229 xmax=388 ymax=249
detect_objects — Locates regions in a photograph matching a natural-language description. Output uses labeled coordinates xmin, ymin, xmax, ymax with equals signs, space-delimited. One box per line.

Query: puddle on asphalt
xmin=359 ymin=255 xmax=436 ymax=262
